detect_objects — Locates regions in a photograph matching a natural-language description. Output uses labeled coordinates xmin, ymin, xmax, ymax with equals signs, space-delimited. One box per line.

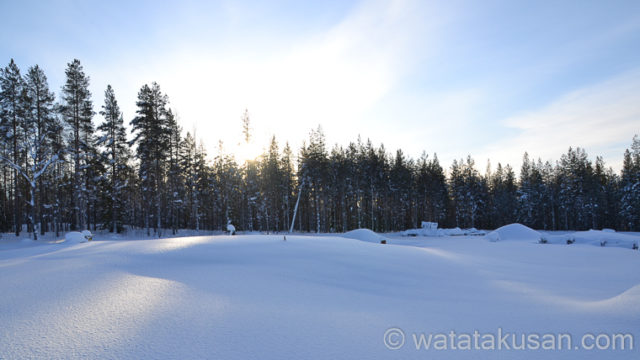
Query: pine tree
xmin=328 ymin=145 xmax=348 ymax=232
xmin=389 ymin=149 xmax=413 ymax=230
xmin=0 ymin=59 xmax=27 ymax=236
xmin=23 ymin=65 xmax=59 ymax=238
xmin=213 ymin=141 xmax=242 ymax=230
xmin=348 ymin=139 xmax=364 ymax=229
xmin=448 ymin=156 xmax=485 ymax=228
xmin=47 ymin=113 xmax=66 ymax=236
xmin=60 ymin=59 xmax=94 ymax=230
xmin=194 ymin=141 xmax=210 ymax=230
xmin=299 ymin=126 xmax=329 ymax=232
xmin=97 ymin=85 xmax=131 ymax=233
xmin=0 ymin=64 xmax=59 ymax=240
xmin=517 ymin=153 xmax=548 ymax=228
xmin=620 ymin=136 xmax=640 ymax=230
xmin=556 ymin=147 xmax=594 ymax=230
xmin=487 ymin=163 xmax=518 ymax=228
xmin=166 ymin=110 xmax=184 ymax=234
xmin=181 ymin=131 xmax=206 ymax=230
xmin=415 ymin=153 xmax=448 ymax=226
xmin=130 ymin=82 xmax=171 ymax=236
xmin=259 ymin=136 xmax=282 ymax=232
xmin=241 ymin=109 xmax=251 ymax=144
xmin=280 ymin=142 xmax=296 ymax=232
xmin=243 ymin=159 xmax=260 ymax=231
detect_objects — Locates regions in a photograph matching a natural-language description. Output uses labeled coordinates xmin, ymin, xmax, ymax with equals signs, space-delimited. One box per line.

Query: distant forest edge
xmin=1 ymin=58 xmax=640 ymax=239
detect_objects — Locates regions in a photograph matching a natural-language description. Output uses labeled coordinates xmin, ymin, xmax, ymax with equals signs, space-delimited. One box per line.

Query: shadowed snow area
xmin=0 ymin=233 xmax=639 ymax=359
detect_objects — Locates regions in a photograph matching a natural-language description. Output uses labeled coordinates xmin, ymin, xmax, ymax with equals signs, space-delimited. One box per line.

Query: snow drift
xmin=485 ymin=223 xmax=542 ymax=243
xmin=541 ymin=229 xmax=639 ymax=249
xmin=64 ymin=231 xmax=92 ymax=244
xmin=341 ymin=229 xmax=388 ymax=243
xmin=486 ymin=224 xmax=639 ymax=250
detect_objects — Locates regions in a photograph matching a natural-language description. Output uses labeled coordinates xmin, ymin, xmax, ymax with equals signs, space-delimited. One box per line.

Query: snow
xmin=541 ymin=229 xmax=640 ymax=249
xmin=81 ymin=230 xmax=93 ymax=241
xmin=341 ymin=228 xmax=388 ymax=243
xmin=0 ymin=232 xmax=639 ymax=359
xmin=421 ymin=221 xmax=438 ymax=230
xmin=485 ymin=223 xmax=542 ymax=243
xmin=64 ymin=231 xmax=88 ymax=244
xmin=540 ymin=232 xmax=576 ymax=245
xmin=484 ymin=223 xmax=640 ymax=249
xmin=402 ymin=226 xmax=486 ymax=237
xmin=63 ymin=231 xmax=93 ymax=244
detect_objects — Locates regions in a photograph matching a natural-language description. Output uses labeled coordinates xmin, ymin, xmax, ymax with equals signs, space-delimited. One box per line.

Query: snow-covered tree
xmin=0 ymin=65 xmax=59 ymax=240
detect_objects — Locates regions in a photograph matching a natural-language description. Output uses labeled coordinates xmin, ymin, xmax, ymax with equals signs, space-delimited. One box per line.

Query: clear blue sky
xmin=2 ymin=0 xmax=639 ymax=171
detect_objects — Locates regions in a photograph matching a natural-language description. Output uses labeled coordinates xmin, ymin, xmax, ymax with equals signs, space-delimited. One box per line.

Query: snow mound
xmin=64 ymin=232 xmax=88 ymax=244
xmin=341 ymin=229 xmax=388 ymax=244
xmin=598 ymin=284 xmax=640 ymax=308
xmin=572 ymin=230 xmax=638 ymax=249
xmin=485 ymin=223 xmax=541 ymax=243
xmin=540 ymin=230 xmax=639 ymax=249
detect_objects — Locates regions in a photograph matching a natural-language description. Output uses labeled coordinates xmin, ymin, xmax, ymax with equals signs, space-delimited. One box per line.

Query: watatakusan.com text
xmin=383 ymin=327 xmax=634 ymax=352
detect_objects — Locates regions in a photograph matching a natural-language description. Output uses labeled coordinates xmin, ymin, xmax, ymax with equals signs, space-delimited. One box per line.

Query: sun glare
xmin=234 ymin=141 xmax=265 ymax=164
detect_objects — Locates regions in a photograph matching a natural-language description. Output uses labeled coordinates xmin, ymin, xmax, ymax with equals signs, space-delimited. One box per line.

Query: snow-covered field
xmin=1 ymin=229 xmax=638 ymax=359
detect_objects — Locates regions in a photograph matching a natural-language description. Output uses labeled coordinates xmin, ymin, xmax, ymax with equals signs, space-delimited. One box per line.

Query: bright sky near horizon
xmin=1 ymin=0 xmax=639 ymax=172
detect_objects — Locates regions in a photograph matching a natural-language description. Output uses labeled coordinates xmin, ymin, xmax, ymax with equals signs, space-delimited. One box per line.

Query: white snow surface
xmin=0 ymin=232 xmax=639 ymax=359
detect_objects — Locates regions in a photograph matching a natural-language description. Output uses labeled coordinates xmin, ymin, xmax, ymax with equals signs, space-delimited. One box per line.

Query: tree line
xmin=1 ymin=58 xmax=639 ymax=239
